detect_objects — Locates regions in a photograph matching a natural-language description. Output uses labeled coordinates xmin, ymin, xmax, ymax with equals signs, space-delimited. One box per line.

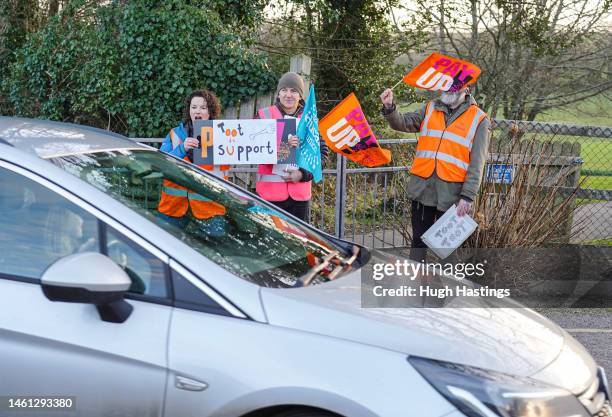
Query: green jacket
xmin=382 ymin=95 xmax=491 ymax=211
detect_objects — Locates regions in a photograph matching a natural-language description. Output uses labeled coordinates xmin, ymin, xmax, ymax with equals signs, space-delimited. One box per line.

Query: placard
xmin=193 ymin=119 xmax=297 ymax=165
xmin=192 ymin=120 xmax=214 ymax=165
xmin=215 ymin=119 xmax=277 ymax=165
xmin=421 ymin=204 xmax=478 ymax=259
xmin=276 ymin=118 xmax=297 ymax=165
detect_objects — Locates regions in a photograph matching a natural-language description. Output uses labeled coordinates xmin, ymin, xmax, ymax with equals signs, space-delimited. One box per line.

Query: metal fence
xmin=486 ymin=120 xmax=612 ymax=246
xmin=135 ymin=119 xmax=612 ymax=248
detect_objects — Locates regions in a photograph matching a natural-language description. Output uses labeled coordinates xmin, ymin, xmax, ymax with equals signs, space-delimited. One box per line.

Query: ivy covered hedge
xmin=2 ymin=0 xmax=276 ymax=137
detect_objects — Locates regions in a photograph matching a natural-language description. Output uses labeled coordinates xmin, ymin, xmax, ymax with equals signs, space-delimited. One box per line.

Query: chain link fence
xmin=489 ymin=120 xmax=612 ymax=245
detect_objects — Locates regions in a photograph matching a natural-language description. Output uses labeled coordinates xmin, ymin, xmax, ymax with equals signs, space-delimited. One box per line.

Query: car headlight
xmin=408 ymin=356 xmax=590 ymax=417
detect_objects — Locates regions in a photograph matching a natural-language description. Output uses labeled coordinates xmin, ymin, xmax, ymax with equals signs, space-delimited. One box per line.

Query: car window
xmin=49 ymin=150 xmax=355 ymax=288
xmin=171 ymin=268 xmax=230 ymax=316
xmin=105 ymin=227 xmax=168 ymax=298
xmin=0 ymin=167 xmax=99 ymax=279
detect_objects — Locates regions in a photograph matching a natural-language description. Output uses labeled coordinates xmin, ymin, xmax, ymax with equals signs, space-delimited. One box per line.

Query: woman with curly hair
xmin=158 ymin=90 xmax=228 ymax=232
xmin=160 ymin=89 xmax=228 ymax=178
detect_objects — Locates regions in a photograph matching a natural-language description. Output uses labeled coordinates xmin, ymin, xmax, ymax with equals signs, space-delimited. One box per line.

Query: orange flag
xmin=403 ymin=52 xmax=481 ymax=92
xmin=319 ymin=93 xmax=391 ymax=167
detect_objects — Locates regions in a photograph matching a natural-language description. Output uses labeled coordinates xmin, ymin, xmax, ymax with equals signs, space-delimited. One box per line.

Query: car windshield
xmin=49 ymin=148 xmax=354 ymax=287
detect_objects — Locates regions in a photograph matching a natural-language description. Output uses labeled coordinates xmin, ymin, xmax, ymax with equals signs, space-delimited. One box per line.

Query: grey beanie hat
xmin=276 ymin=72 xmax=305 ymax=98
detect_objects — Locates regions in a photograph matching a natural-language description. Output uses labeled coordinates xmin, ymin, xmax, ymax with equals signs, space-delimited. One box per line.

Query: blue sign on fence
xmin=486 ymin=164 xmax=513 ymax=184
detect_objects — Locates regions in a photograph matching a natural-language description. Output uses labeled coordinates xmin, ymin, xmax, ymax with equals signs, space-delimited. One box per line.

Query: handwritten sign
xmin=421 ymin=204 xmax=478 ymax=259
xmin=192 ymin=119 xmax=297 ymax=165
xmin=192 ymin=119 xmax=276 ymax=165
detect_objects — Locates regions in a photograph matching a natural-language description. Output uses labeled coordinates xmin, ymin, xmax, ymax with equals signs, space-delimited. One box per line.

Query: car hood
xmin=260 ymin=252 xmax=597 ymax=394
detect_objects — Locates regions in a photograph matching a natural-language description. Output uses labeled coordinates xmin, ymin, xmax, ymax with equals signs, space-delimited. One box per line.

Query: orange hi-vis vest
xmin=255 ymin=105 xmax=311 ymax=202
xmin=411 ymin=102 xmax=487 ymax=182
xmin=158 ymin=126 xmax=227 ymax=219
xmin=158 ymin=180 xmax=226 ymax=219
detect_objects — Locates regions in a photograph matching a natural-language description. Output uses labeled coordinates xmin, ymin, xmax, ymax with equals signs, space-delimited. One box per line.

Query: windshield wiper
xmin=294 ymin=246 xmax=360 ymax=287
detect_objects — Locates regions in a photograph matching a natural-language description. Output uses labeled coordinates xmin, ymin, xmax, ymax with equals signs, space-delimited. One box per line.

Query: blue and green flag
xmin=296 ymin=85 xmax=322 ymax=183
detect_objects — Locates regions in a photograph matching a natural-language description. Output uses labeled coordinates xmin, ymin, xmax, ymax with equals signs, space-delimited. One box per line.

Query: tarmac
xmin=571 ymin=201 xmax=612 ymax=243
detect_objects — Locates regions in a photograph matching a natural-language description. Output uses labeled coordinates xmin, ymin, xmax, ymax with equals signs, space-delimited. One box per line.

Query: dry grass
xmin=394 ymin=133 xmax=586 ymax=249
xmin=469 ymin=135 xmax=585 ymax=247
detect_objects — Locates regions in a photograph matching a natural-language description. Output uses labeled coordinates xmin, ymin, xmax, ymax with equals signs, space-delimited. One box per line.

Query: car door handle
xmin=175 ymin=375 xmax=208 ymax=392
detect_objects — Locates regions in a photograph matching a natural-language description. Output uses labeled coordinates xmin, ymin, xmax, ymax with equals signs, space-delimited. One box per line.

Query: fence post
xmin=255 ymin=93 xmax=273 ymax=110
xmin=334 ymin=154 xmax=347 ymax=238
xmin=223 ymin=106 xmax=238 ymax=119
xmin=290 ymin=54 xmax=312 ymax=98
xmin=564 ymin=141 xmax=582 ymax=242
xmin=239 ymin=98 xmax=256 ymax=119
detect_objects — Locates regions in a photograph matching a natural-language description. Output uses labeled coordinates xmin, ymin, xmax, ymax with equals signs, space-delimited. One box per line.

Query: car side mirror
xmin=41 ymin=252 xmax=133 ymax=323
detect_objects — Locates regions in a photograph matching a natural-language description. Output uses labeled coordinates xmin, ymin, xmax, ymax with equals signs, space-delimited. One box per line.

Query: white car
xmin=0 ymin=116 xmax=609 ymax=417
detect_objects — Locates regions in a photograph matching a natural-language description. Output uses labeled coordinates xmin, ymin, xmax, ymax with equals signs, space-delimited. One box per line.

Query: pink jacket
xmin=255 ymin=105 xmax=311 ymax=201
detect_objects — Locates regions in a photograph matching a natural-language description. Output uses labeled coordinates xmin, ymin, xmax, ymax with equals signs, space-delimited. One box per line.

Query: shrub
xmin=2 ymin=0 xmax=276 ymax=137
xmin=393 ymin=135 xmax=584 ymax=250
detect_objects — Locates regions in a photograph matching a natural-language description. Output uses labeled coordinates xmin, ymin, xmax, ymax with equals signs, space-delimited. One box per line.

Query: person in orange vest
xmin=380 ymin=76 xmax=490 ymax=261
xmin=158 ymin=90 xmax=228 ymax=232
xmin=255 ymin=72 xmax=328 ymax=222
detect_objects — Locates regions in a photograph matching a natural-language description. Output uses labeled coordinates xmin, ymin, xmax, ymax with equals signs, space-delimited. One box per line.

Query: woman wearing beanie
xmin=255 ymin=72 xmax=328 ymax=222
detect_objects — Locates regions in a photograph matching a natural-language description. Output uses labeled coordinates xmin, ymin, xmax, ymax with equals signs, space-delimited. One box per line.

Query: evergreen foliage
xmin=1 ymin=0 xmax=276 ymax=137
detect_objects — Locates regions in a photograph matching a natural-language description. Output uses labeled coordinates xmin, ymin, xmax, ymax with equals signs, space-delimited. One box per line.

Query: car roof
xmin=0 ymin=116 xmax=149 ymax=159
